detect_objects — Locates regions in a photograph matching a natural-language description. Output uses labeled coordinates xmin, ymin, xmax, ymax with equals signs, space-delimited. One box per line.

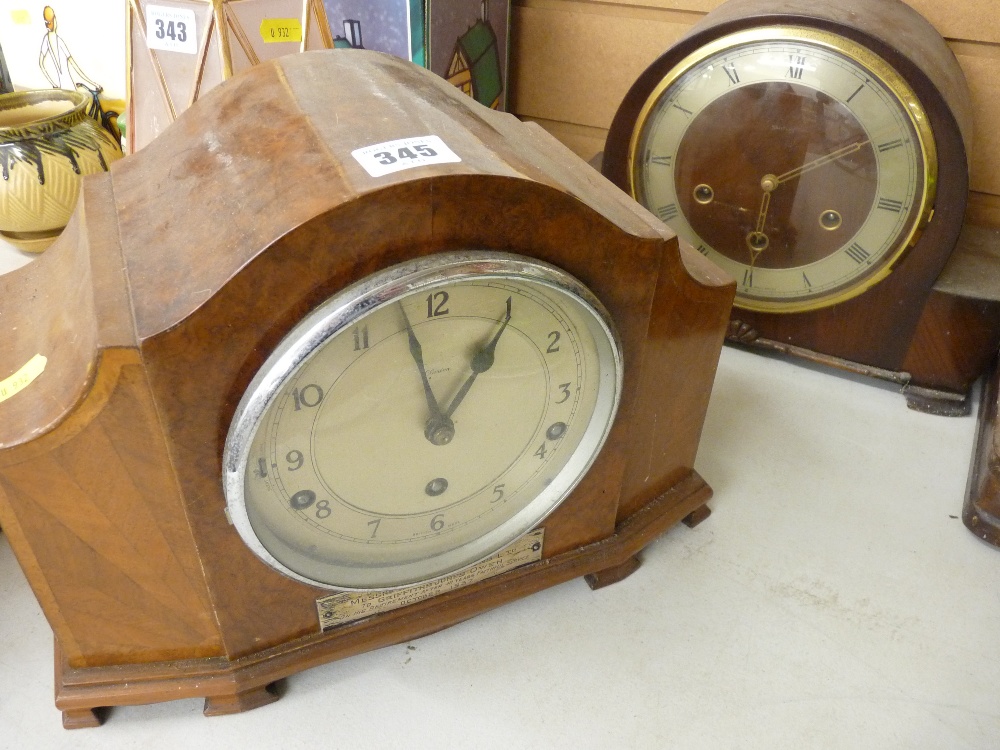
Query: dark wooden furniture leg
xmin=964 ymin=351 xmax=1000 ymax=547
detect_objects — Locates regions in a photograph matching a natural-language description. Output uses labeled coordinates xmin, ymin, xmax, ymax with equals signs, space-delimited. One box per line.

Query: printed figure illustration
xmin=38 ymin=6 xmax=101 ymax=92
xmin=36 ymin=6 xmax=120 ymax=145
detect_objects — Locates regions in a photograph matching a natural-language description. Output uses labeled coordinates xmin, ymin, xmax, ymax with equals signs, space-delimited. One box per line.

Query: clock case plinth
xmin=602 ymin=0 xmax=1000 ymax=416
xmin=0 ymin=50 xmax=735 ymax=726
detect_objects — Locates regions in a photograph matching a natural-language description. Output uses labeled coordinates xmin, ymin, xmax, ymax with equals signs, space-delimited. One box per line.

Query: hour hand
xmin=398 ymin=304 xmax=454 ymax=446
xmin=445 ymin=296 xmax=512 ymax=419
xmin=745 ymin=189 xmax=771 ymax=262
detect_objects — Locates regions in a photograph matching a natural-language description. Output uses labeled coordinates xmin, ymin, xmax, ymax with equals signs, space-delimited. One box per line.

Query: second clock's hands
xmin=745 ymin=188 xmax=771 ymax=261
xmin=444 ymin=296 xmax=512 ymax=419
xmin=399 ymin=304 xmax=455 ymax=446
xmin=744 ymin=139 xmax=870 ymax=262
xmin=773 ymin=139 xmax=870 ymax=185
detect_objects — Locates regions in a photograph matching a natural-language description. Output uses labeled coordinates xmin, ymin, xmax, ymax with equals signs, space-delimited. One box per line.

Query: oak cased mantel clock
xmin=602 ymin=0 xmax=1000 ymax=415
xmin=0 ymin=50 xmax=735 ymax=727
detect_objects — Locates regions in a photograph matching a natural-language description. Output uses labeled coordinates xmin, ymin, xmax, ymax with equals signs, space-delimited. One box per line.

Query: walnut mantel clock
xmin=603 ymin=0 xmax=1000 ymax=415
xmin=0 ymin=50 xmax=734 ymax=727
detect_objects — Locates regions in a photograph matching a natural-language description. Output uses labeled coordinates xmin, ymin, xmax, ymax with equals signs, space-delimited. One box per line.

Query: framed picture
xmin=322 ymin=1 xmax=417 ymax=61
xmin=323 ymin=0 xmax=510 ymax=109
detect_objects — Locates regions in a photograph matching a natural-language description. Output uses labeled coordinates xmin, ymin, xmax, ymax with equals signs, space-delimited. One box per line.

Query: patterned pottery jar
xmin=0 ymin=88 xmax=122 ymax=252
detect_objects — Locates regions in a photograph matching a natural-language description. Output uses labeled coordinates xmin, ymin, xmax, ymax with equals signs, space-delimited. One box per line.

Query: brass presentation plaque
xmin=316 ymin=529 xmax=545 ymax=631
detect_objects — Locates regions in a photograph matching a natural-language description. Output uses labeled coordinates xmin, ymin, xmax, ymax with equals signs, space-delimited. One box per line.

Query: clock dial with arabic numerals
xmin=629 ymin=27 xmax=936 ymax=313
xmin=0 ymin=47 xmax=740 ymax=724
xmin=224 ymin=252 xmax=622 ymax=590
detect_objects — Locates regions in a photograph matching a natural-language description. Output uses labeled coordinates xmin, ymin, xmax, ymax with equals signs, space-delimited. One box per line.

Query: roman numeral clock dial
xmin=622 ymin=28 xmax=934 ymax=313
xmin=602 ymin=0 xmax=989 ymax=414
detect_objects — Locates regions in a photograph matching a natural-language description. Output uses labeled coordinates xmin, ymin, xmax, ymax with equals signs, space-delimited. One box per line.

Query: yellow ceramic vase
xmin=0 ymin=88 xmax=123 ymax=252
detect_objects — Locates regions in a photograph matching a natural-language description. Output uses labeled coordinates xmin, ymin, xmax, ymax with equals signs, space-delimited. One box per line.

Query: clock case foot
xmin=583 ymin=503 xmax=711 ymax=589
xmin=60 ymin=707 xmax=103 ymax=730
xmin=52 ymin=473 xmax=713 ymax=724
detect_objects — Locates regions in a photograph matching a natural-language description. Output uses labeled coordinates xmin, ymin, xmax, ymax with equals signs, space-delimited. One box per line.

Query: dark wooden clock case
xmin=0 ymin=51 xmax=735 ymax=727
xmin=602 ymin=0 xmax=1000 ymax=416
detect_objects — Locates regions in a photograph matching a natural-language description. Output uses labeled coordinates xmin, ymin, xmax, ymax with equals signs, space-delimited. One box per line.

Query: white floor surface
xmin=0 ymin=238 xmax=34 ymax=275
xmin=0 ymin=243 xmax=998 ymax=747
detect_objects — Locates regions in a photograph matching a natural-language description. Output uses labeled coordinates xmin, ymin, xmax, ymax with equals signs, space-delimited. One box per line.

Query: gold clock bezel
xmin=627 ymin=25 xmax=938 ymax=314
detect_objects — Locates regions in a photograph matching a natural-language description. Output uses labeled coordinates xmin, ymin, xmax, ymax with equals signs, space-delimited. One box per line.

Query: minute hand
xmin=444 ymin=297 xmax=512 ymax=419
xmin=400 ymin=304 xmax=446 ymax=418
xmin=774 ymin=140 xmax=871 ymax=185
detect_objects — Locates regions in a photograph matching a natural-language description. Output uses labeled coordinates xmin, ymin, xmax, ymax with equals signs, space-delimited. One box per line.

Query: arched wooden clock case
xmin=602 ymin=0 xmax=1000 ymax=416
xmin=0 ymin=51 xmax=734 ymax=727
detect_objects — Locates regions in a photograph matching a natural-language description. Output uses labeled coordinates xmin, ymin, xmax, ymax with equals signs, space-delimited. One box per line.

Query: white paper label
xmin=145 ymin=5 xmax=197 ymax=54
xmin=352 ymin=135 xmax=461 ymax=177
